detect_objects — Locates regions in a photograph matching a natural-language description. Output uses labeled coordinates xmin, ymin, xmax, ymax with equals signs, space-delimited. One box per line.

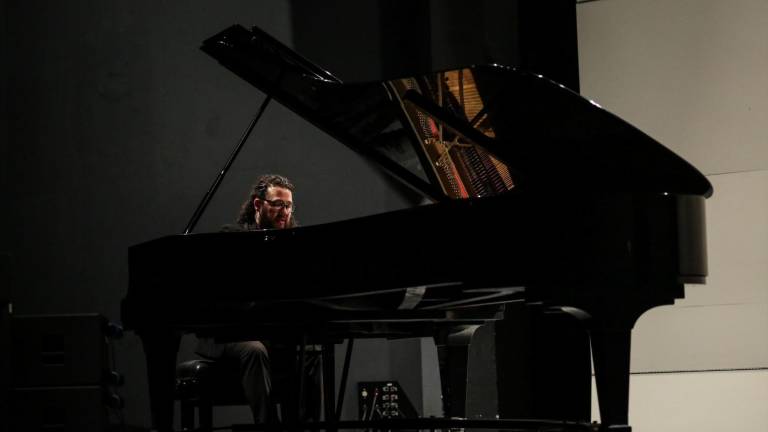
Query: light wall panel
xmin=578 ymin=0 xmax=768 ymax=176
xmin=592 ymin=370 xmax=768 ymax=431
xmin=631 ymin=170 xmax=768 ymax=371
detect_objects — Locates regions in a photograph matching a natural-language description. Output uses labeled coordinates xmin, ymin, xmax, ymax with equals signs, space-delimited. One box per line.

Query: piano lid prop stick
xmin=183 ymin=94 xmax=273 ymax=234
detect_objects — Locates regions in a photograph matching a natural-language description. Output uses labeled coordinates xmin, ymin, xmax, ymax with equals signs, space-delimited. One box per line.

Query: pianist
xmin=195 ymin=174 xmax=318 ymax=423
xmin=230 ymin=173 xmax=298 ymax=230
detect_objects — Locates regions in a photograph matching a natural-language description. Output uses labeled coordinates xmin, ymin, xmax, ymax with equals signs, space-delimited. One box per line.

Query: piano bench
xmin=175 ymin=359 xmax=247 ymax=432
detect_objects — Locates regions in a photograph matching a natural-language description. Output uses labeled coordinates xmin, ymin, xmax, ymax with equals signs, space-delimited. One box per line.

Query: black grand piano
xmin=121 ymin=24 xmax=712 ymax=432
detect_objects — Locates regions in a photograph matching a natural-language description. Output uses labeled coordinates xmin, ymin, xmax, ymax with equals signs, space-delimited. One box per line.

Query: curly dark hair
xmin=236 ymin=174 xmax=296 ymax=227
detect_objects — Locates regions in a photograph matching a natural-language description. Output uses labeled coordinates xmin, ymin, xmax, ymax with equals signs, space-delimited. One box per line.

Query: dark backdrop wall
xmin=1 ymin=0 xmax=417 ymax=317
xmin=0 ymin=0 xmax=418 ymax=426
xmin=1 ymin=0 xmax=578 ymax=427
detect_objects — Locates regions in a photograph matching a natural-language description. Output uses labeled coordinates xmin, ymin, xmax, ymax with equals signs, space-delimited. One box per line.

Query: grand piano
xmin=121 ymin=24 xmax=712 ymax=432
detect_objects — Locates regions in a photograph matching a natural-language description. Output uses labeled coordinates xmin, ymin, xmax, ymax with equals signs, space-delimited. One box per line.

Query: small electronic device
xmin=358 ymin=380 xmax=418 ymax=420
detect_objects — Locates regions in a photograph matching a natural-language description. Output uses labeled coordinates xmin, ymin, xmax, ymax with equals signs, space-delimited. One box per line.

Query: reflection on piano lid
xmin=201 ymin=24 xmax=712 ymax=202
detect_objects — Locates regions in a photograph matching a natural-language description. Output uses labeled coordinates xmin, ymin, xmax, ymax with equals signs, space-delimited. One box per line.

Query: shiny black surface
xmin=199 ymin=25 xmax=712 ymax=201
xmin=125 ymin=190 xmax=706 ymax=329
xmin=124 ymin=24 xmax=712 ymax=431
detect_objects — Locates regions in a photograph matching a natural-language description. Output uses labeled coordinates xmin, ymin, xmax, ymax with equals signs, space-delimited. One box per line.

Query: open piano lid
xmin=201 ymin=24 xmax=712 ymax=201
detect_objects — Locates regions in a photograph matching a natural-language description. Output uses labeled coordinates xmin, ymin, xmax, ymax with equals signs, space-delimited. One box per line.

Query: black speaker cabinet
xmin=1 ymin=301 xmax=11 ymax=432
xmin=9 ymin=314 xmax=110 ymax=431
xmin=11 ymin=314 xmax=107 ymax=387
xmin=10 ymin=386 xmax=105 ymax=432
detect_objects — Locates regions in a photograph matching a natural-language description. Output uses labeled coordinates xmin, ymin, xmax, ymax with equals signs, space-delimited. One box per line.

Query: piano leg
xmin=293 ymin=339 xmax=307 ymax=422
xmin=590 ymin=326 xmax=632 ymax=432
xmin=322 ymin=343 xmax=337 ymax=423
xmin=434 ymin=325 xmax=480 ymax=418
xmin=139 ymin=329 xmax=181 ymax=432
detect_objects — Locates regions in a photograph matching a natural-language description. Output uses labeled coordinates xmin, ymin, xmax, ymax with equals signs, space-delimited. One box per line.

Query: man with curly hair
xmin=233 ymin=174 xmax=297 ymax=230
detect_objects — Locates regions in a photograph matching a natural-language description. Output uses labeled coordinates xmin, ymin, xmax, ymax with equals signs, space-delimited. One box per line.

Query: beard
xmin=257 ymin=209 xmax=292 ymax=229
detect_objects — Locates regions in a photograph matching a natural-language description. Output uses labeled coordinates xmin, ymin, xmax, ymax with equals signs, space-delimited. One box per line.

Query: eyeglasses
xmin=261 ymin=198 xmax=294 ymax=211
